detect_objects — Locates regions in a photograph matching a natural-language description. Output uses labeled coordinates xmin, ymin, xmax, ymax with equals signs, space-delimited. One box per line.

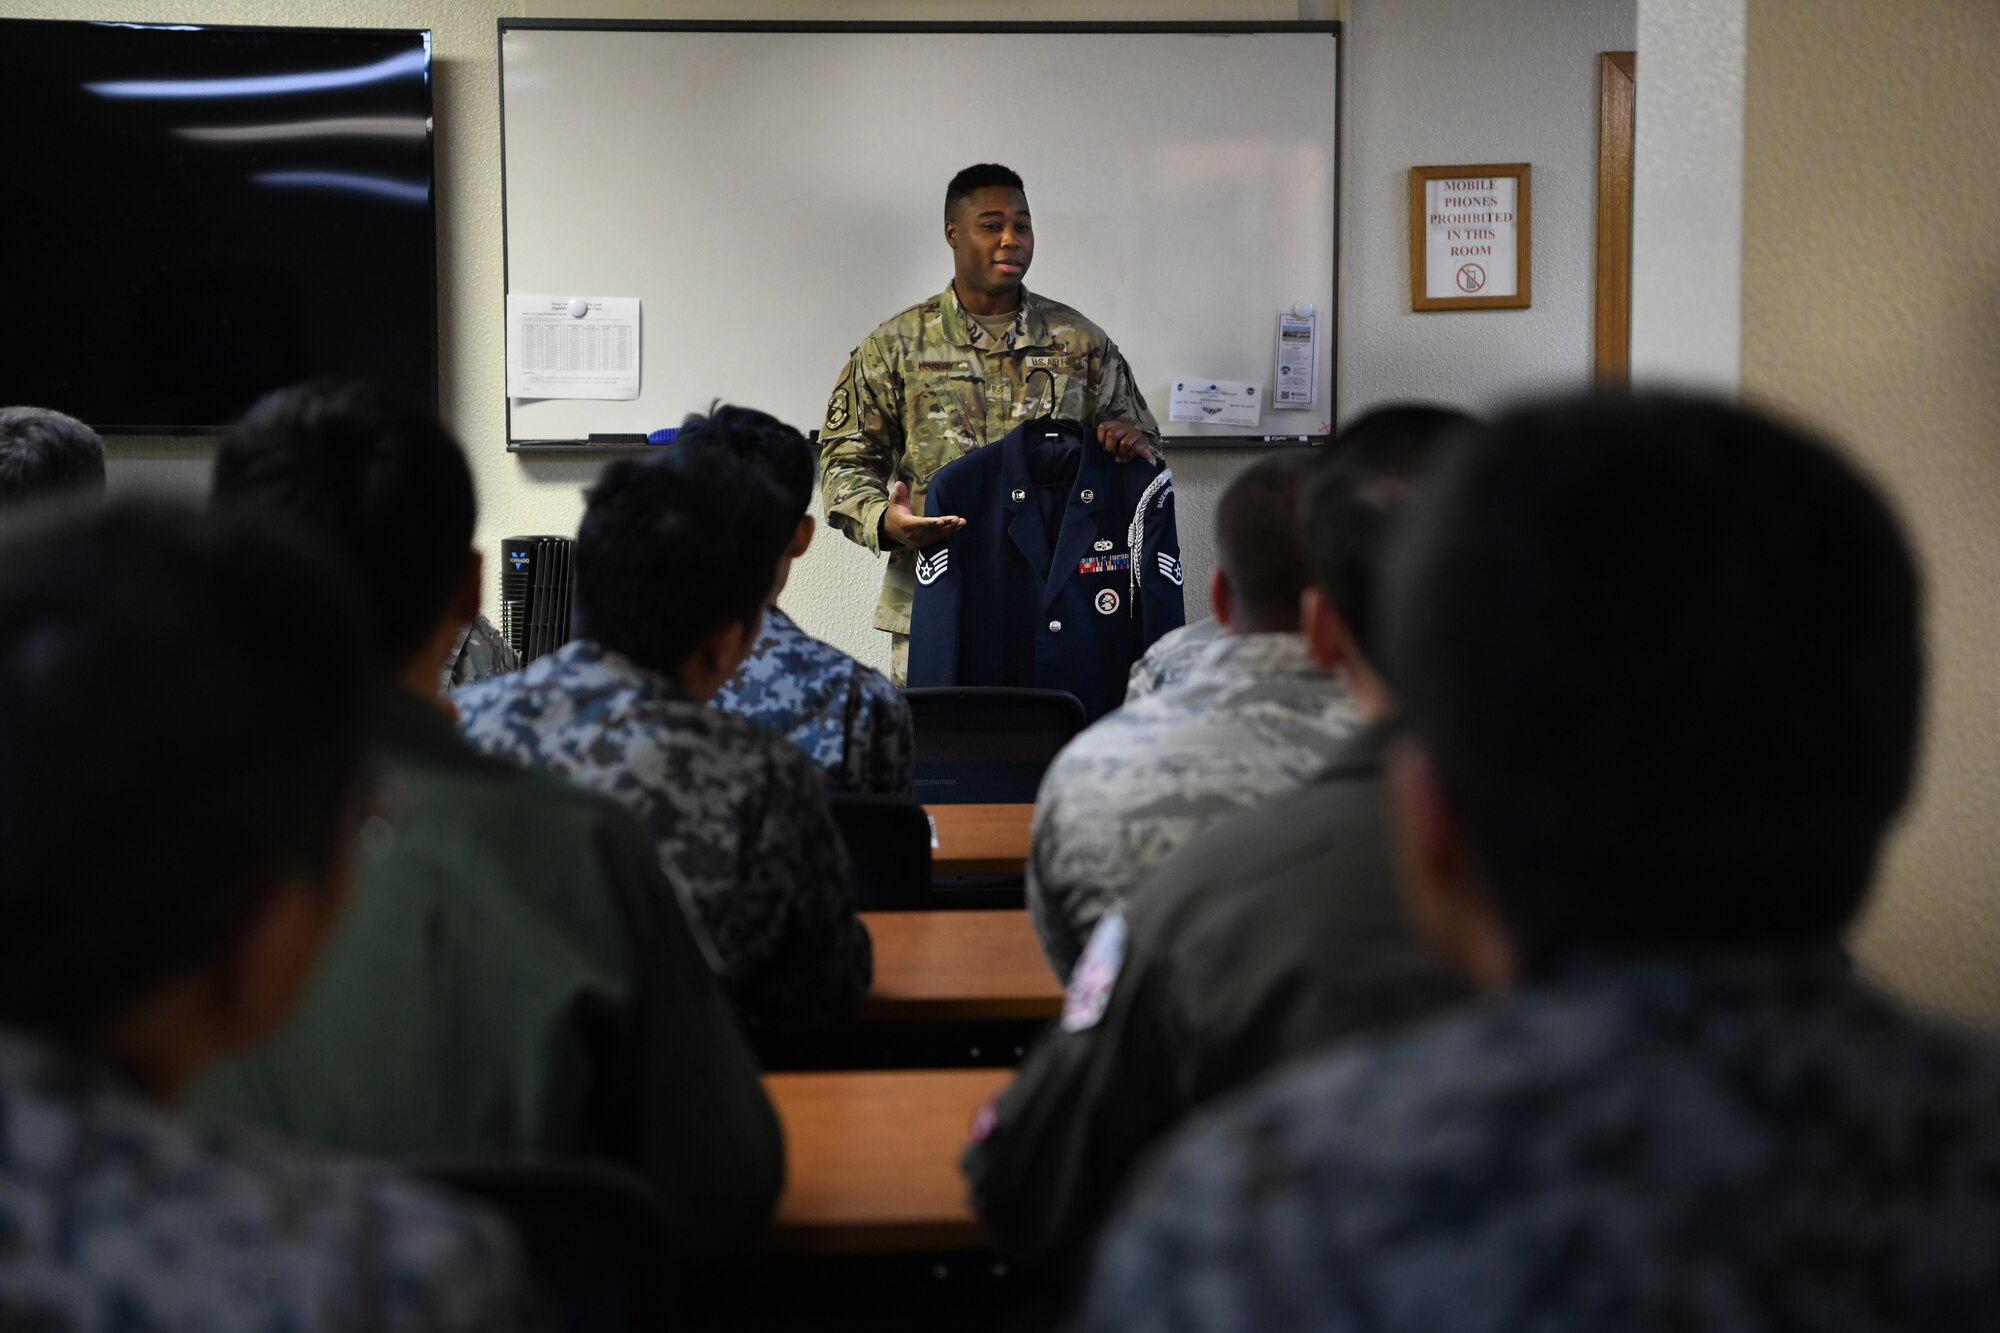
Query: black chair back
xmin=407 ymin=1158 xmax=677 ymax=1333
xmin=828 ymin=792 xmax=933 ymax=910
xmin=903 ymin=686 xmax=1087 ymax=804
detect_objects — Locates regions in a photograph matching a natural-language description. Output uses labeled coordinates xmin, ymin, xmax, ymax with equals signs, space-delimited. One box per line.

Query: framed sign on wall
xmin=1409 ymin=163 xmax=1532 ymax=311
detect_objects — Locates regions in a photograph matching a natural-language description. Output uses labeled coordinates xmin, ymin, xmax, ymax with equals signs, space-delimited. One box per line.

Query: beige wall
xmin=1743 ymin=0 xmax=2000 ymax=1022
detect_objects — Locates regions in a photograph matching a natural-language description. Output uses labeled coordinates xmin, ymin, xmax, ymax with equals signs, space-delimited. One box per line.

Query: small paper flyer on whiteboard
xmin=1273 ymin=310 xmax=1317 ymax=408
xmin=1168 ymin=379 xmax=1262 ymax=429
xmin=507 ymin=295 xmax=641 ymax=399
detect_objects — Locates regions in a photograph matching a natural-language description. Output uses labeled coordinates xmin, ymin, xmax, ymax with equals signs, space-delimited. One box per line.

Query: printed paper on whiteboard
xmin=507 ymin=295 xmax=640 ymax=399
xmin=1167 ymin=378 xmax=1262 ymax=429
xmin=1273 ymin=311 xmax=1318 ymax=408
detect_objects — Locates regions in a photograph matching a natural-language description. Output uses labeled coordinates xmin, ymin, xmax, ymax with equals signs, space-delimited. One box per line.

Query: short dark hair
xmin=0 ymin=501 xmax=368 ymax=1040
xmin=1301 ymin=405 xmax=1477 ymax=662
xmin=1214 ymin=453 xmax=1316 ymax=632
xmin=213 ymin=381 xmax=475 ymax=675
xmin=1385 ymin=391 xmax=1922 ymax=968
xmin=946 ymin=163 xmax=1026 ymax=220
xmin=0 ymin=406 xmax=106 ymax=503
xmin=574 ymin=439 xmax=795 ymax=674
xmin=676 ymin=402 xmax=816 ymax=518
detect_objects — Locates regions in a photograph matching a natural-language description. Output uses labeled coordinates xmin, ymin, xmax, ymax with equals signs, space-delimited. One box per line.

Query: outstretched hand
xmin=1097 ymin=420 xmax=1156 ymax=464
xmin=881 ymin=480 xmax=966 ymax=550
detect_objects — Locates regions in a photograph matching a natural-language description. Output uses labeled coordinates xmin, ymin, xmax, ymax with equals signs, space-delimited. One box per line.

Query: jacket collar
xmin=937 ymin=282 xmax=1054 ymax=353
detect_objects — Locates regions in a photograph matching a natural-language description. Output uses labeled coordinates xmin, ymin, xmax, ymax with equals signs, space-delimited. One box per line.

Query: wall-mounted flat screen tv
xmin=0 ymin=19 xmax=438 ymax=434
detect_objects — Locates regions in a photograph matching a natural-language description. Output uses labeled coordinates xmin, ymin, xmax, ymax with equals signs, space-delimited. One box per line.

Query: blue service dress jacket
xmin=907 ymin=418 xmax=1185 ymax=721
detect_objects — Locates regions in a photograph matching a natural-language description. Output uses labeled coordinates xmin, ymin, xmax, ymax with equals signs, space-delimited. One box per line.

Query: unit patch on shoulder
xmin=1157 ymin=553 xmax=1185 ymax=586
xmin=1060 ymin=911 xmax=1128 ymax=1033
xmin=824 ymin=385 xmax=851 ymax=431
xmin=915 ymin=548 xmax=952 ymax=586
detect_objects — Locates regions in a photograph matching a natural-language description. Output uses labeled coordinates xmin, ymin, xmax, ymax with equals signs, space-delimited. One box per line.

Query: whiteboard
xmin=499 ymin=22 xmax=1339 ymax=448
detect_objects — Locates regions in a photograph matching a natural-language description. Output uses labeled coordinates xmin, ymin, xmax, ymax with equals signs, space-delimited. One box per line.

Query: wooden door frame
xmin=1595 ymin=51 xmax=1636 ymax=382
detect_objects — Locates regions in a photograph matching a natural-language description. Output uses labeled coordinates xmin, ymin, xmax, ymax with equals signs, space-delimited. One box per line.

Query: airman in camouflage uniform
xmin=820 ymin=164 xmax=1163 ymax=684
xmin=441 ymin=612 xmax=519 ymax=691
xmin=1027 ymin=631 xmax=1358 ymax=977
xmin=453 ymin=638 xmax=872 ymax=1030
xmin=1123 ymin=614 xmax=1223 ymax=702
xmin=0 ymin=1023 xmax=537 ymax=1332
xmin=1076 ymin=954 xmax=2000 ymax=1333
xmin=711 ymin=605 xmax=914 ymax=795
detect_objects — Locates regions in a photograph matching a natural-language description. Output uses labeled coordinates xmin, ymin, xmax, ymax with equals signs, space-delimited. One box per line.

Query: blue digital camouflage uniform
xmin=0 ymin=1027 xmax=537 ymax=1333
xmin=1027 ymin=631 xmax=1359 ymax=976
xmin=1122 ymin=615 xmax=1223 ymax=702
xmin=1076 ymin=950 xmax=2000 ymax=1333
xmin=453 ymin=638 xmax=872 ymax=1030
xmin=710 ymin=606 xmax=914 ymax=795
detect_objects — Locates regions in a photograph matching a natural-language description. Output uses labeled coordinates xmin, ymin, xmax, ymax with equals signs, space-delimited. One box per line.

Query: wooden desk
xmin=924 ymin=802 xmax=1034 ymax=875
xmin=765 ymin=1068 xmax=1010 ymax=1252
xmin=860 ymin=910 xmax=1062 ymax=1022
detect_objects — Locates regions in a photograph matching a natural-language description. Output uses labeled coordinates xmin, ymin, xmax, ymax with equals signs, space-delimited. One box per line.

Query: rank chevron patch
xmin=915 ymin=547 xmax=951 ymax=586
xmin=1156 ymin=552 xmax=1184 ymax=586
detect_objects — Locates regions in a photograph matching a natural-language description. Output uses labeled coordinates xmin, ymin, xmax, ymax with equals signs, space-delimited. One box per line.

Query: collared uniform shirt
xmin=0 ymin=1028 xmax=536 ymax=1333
xmin=1026 ymin=632 xmax=1361 ymax=976
xmin=191 ymin=686 xmax=783 ymax=1255
xmin=1123 ymin=615 xmax=1223 ymax=702
xmin=965 ymin=723 xmax=1466 ymax=1282
xmin=819 ymin=282 xmax=1163 ymax=638
xmin=453 ymin=640 xmax=872 ymax=1030
xmin=711 ymin=606 xmax=914 ymax=795
xmin=1076 ymin=951 xmax=2000 ymax=1333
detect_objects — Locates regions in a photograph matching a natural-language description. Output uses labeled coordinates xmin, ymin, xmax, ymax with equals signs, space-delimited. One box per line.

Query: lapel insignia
xmin=1157 ymin=553 xmax=1184 ymax=586
xmin=916 ymin=548 xmax=951 ymax=586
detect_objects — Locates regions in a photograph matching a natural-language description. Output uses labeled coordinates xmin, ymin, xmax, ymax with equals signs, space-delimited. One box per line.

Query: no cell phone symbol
xmin=1456 ymin=263 xmax=1487 ymax=294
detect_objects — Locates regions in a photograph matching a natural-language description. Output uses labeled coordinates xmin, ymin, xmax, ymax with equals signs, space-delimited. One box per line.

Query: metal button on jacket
xmin=1080 ymin=488 xmax=1094 ymax=502
xmin=1049 ymin=620 xmax=1063 ymax=633
xmin=1011 ymin=488 xmax=1027 ymax=502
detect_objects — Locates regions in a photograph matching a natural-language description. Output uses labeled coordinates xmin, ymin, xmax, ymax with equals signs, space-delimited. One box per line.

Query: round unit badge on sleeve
xmin=1094 ymin=588 xmax=1121 ymax=615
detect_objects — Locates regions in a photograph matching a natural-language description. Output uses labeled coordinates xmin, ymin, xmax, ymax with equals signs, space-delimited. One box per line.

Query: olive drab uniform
xmin=818 ymin=283 xmax=1163 ymax=681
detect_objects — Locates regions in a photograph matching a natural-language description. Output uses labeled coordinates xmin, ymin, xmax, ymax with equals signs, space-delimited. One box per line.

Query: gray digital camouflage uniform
xmin=452 ymin=639 xmax=872 ymax=1030
xmin=1027 ymin=632 xmax=1359 ymax=977
xmin=1122 ymin=615 xmax=1223 ymax=702
xmin=0 ymin=1028 xmax=537 ymax=1333
xmin=440 ymin=613 xmax=519 ymax=692
xmin=710 ymin=606 xmax=914 ymax=795
xmin=1077 ymin=951 xmax=2000 ymax=1333
xmin=819 ymin=283 xmax=1162 ymax=681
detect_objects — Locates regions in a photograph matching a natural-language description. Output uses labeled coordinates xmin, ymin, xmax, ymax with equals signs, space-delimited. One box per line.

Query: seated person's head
xmin=0 ymin=502 xmax=369 ymax=1097
xmin=1210 ymin=452 xmax=1317 ymax=635
xmin=212 ymin=381 xmax=478 ymax=690
xmin=574 ymin=441 xmax=796 ymax=698
xmin=1384 ymin=392 xmax=1921 ymax=986
xmin=0 ymin=406 xmax=106 ymax=504
xmin=673 ymin=403 xmax=817 ymax=599
xmin=1298 ymin=405 xmax=1477 ymax=713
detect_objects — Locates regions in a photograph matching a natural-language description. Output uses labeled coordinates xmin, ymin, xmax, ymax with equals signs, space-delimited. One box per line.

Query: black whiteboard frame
xmin=497 ymin=18 xmax=1341 ymax=453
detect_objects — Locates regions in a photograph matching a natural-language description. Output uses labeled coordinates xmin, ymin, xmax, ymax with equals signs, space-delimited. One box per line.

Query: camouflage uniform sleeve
xmin=1090 ymin=338 xmax=1164 ymax=455
xmin=737 ymin=749 xmax=874 ymax=1026
xmin=858 ymin=672 xmax=915 ymax=796
xmin=369 ymin=1174 xmax=548 ymax=1332
xmin=819 ymin=335 xmax=904 ymax=557
xmin=1023 ymin=758 xmax=1110 ymax=979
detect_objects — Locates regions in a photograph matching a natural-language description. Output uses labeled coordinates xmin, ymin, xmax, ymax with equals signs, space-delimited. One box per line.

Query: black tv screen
xmin=0 ymin=20 xmax=438 ymax=433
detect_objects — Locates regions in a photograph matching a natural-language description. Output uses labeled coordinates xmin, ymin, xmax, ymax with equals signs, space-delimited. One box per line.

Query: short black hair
xmin=1301 ymin=405 xmax=1477 ymax=662
xmin=0 ymin=406 xmax=106 ymax=503
xmin=574 ymin=440 xmax=795 ymax=675
xmin=676 ymin=402 xmax=816 ymax=518
xmin=213 ymin=381 xmax=475 ymax=676
xmin=1215 ymin=453 xmax=1317 ymax=632
xmin=0 ymin=501 xmax=368 ymax=1040
xmin=946 ymin=163 xmax=1026 ymax=220
xmin=1385 ymin=391 xmax=1922 ymax=968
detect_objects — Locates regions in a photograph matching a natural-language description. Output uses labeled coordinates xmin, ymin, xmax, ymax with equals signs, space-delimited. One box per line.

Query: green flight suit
xmin=819 ymin=282 xmax=1162 ymax=680
xmin=189 ymin=686 xmax=783 ymax=1256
